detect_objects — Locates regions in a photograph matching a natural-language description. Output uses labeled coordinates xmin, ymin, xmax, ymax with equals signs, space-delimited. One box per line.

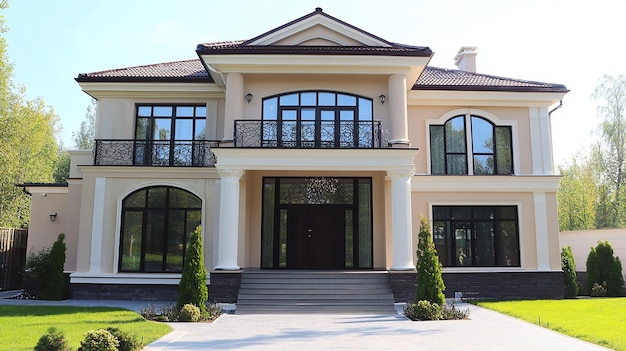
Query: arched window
xmin=119 ymin=186 xmax=201 ymax=273
xmin=430 ymin=114 xmax=513 ymax=175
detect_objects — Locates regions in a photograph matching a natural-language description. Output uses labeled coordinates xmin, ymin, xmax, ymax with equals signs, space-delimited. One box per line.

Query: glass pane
xmin=282 ymin=110 xmax=297 ymax=120
xmin=166 ymin=210 xmax=185 ymax=272
xmin=474 ymin=155 xmax=495 ymax=175
xmin=471 ymin=116 xmax=494 ymax=153
xmin=446 ymin=154 xmax=467 ymax=174
xmin=136 ymin=118 xmax=150 ymax=139
xmin=301 ymin=108 xmax=315 ymax=120
xmin=144 ymin=210 xmax=165 ymax=272
xmin=497 ymin=206 xmax=516 ymax=220
xmin=345 ymin=209 xmax=353 ymax=268
xmin=153 ymin=106 xmax=173 ymax=117
xmin=496 ymin=126 xmax=513 ymax=174
xmin=176 ymin=106 xmax=194 ymax=117
xmin=279 ymin=209 xmax=288 ymax=268
xmin=124 ymin=190 xmax=146 ymax=208
xmin=430 ymin=126 xmax=445 ymax=174
xmin=195 ymin=120 xmax=206 ymax=140
xmin=169 ymin=188 xmax=201 ymax=208
xmin=454 ymin=223 xmax=472 ymax=266
xmin=147 ymin=187 xmax=167 ymax=208
xmin=433 ymin=206 xmax=450 ymax=220
xmin=280 ymin=93 xmax=298 ymax=106
xmin=337 ymin=94 xmax=357 ymax=106
xmin=320 ymin=111 xmax=335 ymax=146
xmin=340 ymin=110 xmax=354 ymax=121
xmin=263 ymin=97 xmax=278 ymax=120
xmin=358 ymin=98 xmax=373 ymax=120
xmin=445 ymin=116 xmax=466 ymax=153
xmin=120 ymin=211 xmax=142 ymax=271
xmin=261 ymin=180 xmax=275 ymax=268
xmin=497 ymin=220 xmax=519 ymax=266
xmin=153 ymin=118 xmax=171 ymax=140
xmin=195 ymin=106 xmax=207 ymax=117
xmin=175 ymin=119 xmax=193 ymax=140
xmin=474 ymin=207 xmax=494 ymax=220
xmin=301 ymin=92 xmax=316 ymax=106
xmin=138 ymin=106 xmax=152 ymax=117
xmin=451 ymin=207 xmax=471 ymax=220
xmin=475 ymin=222 xmax=495 ymax=266
xmin=358 ymin=180 xmax=372 ymax=268
xmin=432 ymin=221 xmax=449 ymax=266
xmin=319 ymin=92 xmax=335 ymax=106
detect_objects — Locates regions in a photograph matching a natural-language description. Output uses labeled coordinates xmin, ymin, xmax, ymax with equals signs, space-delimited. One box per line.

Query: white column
xmin=223 ymin=73 xmax=244 ymax=142
xmin=534 ymin=191 xmax=551 ymax=270
xmin=388 ymin=169 xmax=415 ymax=270
xmin=89 ymin=177 xmax=105 ymax=273
xmin=215 ymin=169 xmax=244 ymax=270
xmin=387 ymin=74 xmax=410 ymax=147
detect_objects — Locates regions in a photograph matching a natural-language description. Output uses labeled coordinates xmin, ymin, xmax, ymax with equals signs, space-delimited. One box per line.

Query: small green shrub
xmin=139 ymin=304 xmax=158 ymax=320
xmin=415 ymin=216 xmax=445 ymax=307
xmin=591 ymin=282 xmax=607 ymax=297
xmin=561 ymin=246 xmax=579 ymax=298
xmin=586 ymin=240 xmax=624 ymax=296
xmin=404 ymin=300 xmax=442 ymax=321
xmin=77 ymin=329 xmax=119 ymax=351
xmin=204 ymin=303 xmax=223 ymax=320
xmin=34 ymin=327 xmax=71 ymax=351
xmin=179 ymin=303 xmax=201 ymax=322
xmin=24 ymin=233 xmax=67 ymax=300
xmin=177 ymin=226 xmax=208 ymax=313
xmin=105 ymin=327 xmax=142 ymax=351
xmin=441 ymin=304 xmax=471 ymax=320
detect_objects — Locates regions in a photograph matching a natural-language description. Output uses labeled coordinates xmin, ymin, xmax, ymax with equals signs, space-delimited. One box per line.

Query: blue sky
xmin=4 ymin=0 xmax=626 ymax=165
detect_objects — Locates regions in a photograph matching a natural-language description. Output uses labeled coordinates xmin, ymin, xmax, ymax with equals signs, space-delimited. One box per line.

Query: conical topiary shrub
xmin=415 ymin=216 xmax=446 ymax=306
xmin=177 ymin=226 xmax=208 ymax=313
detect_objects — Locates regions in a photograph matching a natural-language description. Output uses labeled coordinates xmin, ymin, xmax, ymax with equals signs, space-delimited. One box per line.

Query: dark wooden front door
xmin=286 ymin=205 xmax=345 ymax=269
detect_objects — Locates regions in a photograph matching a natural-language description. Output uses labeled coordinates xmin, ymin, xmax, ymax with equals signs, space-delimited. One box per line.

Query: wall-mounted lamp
xmin=379 ymin=94 xmax=386 ymax=104
xmin=49 ymin=212 xmax=57 ymax=223
xmin=245 ymin=93 xmax=253 ymax=103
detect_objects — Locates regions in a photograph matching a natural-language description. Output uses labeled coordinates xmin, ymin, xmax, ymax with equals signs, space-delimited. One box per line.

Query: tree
xmin=0 ymin=2 xmax=62 ymax=227
xmin=72 ymin=99 xmax=96 ymax=149
xmin=415 ymin=216 xmax=446 ymax=306
xmin=177 ymin=226 xmax=208 ymax=313
xmin=53 ymin=149 xmax=70 ymax=183
xmin=592 ymin=75 xmax=626 ymax=228
xmin=557 ymin=153 xmax=597 ymax=231
xmin=561 ymin=246 xmax=578 ymax=298
xmin=586 ymin=240 xmax=624 ymax=297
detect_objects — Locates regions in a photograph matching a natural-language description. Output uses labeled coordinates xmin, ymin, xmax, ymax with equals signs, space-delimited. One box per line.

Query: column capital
xmin=386 ymin=169 xmax=415 ymax=179
xmin=217 ymin=169 xmax=245 ymax=179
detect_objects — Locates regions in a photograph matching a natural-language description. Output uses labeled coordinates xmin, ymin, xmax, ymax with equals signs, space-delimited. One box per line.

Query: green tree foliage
xmin=557 ymin=153 xmax=597 ymax=231
xmin=72 ymin=99 xmax=96 ymax=150
xmin=53 ymin=149 xmax=71 ymax=183
xmin=0 ymin=2 xmax=62 ymax=228
xmin=586 ymin=241 xmax=624 ymax=297
xmin=415 ymin=216 xmax=446 ymax=306
xmin=177 ymin=226 xmax=208 ymax=313
xmin=25 ymin=233 xmax=67 ymax=300
xmin=561 ymin=246 xmax=578 ymax=298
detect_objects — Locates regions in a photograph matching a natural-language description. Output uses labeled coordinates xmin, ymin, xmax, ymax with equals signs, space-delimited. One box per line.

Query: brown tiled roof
xmin=75 ymin=59 xmax=567 ymax=93
xmin=75 ymin=59 xmax=212 ymax=83
xmin=414 ymin=67 xmax=568 ymax=92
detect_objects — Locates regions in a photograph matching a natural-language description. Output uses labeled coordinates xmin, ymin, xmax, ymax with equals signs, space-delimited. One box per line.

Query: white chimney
xmin=454 ymin=46 xmax=478 ymax=72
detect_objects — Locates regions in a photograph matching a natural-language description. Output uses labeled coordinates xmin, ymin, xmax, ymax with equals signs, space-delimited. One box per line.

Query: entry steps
xmin=235 ymin=270 xmax=396 ymax=314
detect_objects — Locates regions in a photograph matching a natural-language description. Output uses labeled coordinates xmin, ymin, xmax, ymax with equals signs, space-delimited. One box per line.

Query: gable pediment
xmin=244 ymin=8 xmax=391 ymax=47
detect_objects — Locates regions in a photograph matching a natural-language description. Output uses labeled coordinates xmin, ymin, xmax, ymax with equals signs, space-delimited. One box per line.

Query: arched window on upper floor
xmin=430 ymin=114 xmax=513 ymax=175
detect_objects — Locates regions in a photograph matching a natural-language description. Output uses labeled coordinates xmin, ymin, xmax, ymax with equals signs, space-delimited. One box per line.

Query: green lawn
xmin=0 ymin=305 xmax=172 ymax=351
xmin=478 ymin=298 xmax=626 ymax=351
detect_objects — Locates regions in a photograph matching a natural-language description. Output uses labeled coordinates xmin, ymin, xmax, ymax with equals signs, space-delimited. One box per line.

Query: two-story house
xmin=23 ymin=8 xmax=567 ymax=309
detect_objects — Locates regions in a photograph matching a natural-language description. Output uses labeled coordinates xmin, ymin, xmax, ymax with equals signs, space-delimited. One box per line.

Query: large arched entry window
xmin=260 ymin=91 xmax=378 ymax=148
xmin=119 ymin=186 xmax=201 ymax=273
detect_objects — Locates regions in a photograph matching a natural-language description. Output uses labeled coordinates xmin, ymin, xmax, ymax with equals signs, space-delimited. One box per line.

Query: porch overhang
xmin=211 ymin=148 xmax=418 ymax=172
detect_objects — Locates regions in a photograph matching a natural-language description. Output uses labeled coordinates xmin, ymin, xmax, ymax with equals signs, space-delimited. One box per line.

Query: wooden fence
xmin=0 ymin=228 xmax=28 ymax=291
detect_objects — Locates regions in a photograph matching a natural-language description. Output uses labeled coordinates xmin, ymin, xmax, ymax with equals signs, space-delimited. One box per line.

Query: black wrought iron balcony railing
xmin=234 ymin=120 xmax=384 ymax=148
xmin=94 ymin=139 xmax=219 ymax=167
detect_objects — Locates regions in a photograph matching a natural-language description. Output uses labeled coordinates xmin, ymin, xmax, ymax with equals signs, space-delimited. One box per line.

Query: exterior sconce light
xmin=246 ymin=93 xmax=253 ymax=103
xmin=49 ymin=212 xmax=57 ymax=223
xmin=379 ymin=94 xmax=386 ymax=104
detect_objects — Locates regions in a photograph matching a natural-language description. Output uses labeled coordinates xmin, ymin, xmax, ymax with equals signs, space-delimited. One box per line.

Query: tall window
xmin=430 ymin=115 xmax=513 ymax=175
xmin=432 ymin=206 xmax=520 ymax=267
xmin=261 ymin=91 xmax=375 ymax=148
xmin=135 ymin=105 xmax=207 ymax=166
xmin=119 ymin=186 xmax=201 ymax=273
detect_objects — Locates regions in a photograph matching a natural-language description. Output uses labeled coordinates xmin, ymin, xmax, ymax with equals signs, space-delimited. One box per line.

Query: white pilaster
xmin=387 ymin=74 xmax=410 ymax=146
xmin=215 ymin=169 xmax=244 ymax=270
xmin=89 ymin=177 xmax=105 ymax=273
xmin=529 ymin=107 xmax=553 ymax=175
xmin=223 ymin=73 xmax=244 ymax=142
xmin=388 ymin=169 xmax=415 ymax=270
xmin=534 ymin=191 xmax=550 ymax=270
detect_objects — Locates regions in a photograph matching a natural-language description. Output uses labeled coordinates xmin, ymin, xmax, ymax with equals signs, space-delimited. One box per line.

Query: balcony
xmin=234 ymin=120 xmax=384 ymax=148
xmin=94 ymin=140 xmax=219 ymax=167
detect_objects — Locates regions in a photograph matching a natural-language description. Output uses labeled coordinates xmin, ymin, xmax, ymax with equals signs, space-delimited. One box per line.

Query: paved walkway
xmin=0 ymin=291 xmax=611 ymax=351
